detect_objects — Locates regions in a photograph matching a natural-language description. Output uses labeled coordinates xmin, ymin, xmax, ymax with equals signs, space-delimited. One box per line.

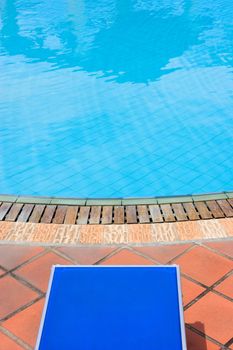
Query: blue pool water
xmin=0 ymin=0 xmax=233 ymax=198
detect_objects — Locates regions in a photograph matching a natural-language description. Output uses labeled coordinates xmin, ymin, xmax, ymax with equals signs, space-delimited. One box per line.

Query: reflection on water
xmin=1 ymin=0 xmax=231 ymax=82
xmin=0 ymin=0 xmax=233 ymax=197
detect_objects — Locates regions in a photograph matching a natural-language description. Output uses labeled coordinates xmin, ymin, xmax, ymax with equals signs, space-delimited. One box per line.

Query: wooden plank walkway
xmin=0 ymin=198 xmax=233 ymax=225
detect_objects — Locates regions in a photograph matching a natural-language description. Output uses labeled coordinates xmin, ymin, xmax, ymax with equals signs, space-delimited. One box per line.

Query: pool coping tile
xmin=156 ymin=196 xmax=193 ymax=204
xmin=0 ymin=191 xmax=231 ymax=207
xmin=122 ymin=198 xmax=158 ymax=205
xmin=86 ymin=199 xmax=122 ymax=205
xmin=192 ymin=193 xmax=228 ymax=202
xmin=0 ymin=195 xmax=18 ymax=203
xmin=16 ymin=196 xmax=52 ymax=204
xmin=50 ymin=198 xmax=86 ymax=205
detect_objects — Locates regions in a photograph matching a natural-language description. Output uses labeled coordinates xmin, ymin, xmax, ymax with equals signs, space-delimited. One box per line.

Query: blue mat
xmin=36 ymin=266 xmax=186 ymax=350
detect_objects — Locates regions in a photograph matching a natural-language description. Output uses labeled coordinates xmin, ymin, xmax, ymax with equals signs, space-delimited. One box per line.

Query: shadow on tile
xmin=186 ymin=322 xmax=212 ymax=350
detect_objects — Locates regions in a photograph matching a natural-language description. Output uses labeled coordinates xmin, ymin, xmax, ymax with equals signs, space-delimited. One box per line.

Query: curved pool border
xmin=0 ymin=191 xmax=233 ymax=225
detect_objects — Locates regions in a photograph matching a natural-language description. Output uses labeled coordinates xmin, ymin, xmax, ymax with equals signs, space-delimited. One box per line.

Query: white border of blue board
xmin=35 ymin=265 xmax=187 ymax=350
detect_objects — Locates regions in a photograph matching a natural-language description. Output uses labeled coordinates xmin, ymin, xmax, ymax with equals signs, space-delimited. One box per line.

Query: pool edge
xmin=0 ymin=191 xmax=232 ymax=206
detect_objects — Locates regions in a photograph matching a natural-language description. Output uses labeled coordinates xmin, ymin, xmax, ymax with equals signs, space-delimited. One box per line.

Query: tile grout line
xmin=0 ymin=325 xmax=32 ymax=350
xmin=134 ymin=246 xmax=165 ymax=263
xmin=128 ymin=246 xmax=163 ymax=265
xmin=184 ymin=287 xmax=210 ymax=311
xmin=49 ymin=247 xmax=82 ymax=265
xmin=0 ymin=294 xmax=44 ymax=323
xmin=181 ymin=272 xmax=208 ymax=289
xmin=197 ymin=241 xmax=233 ymax=261
xmin=185 ymin=324 xmax=230 ymax=349
xmin=184 ymin=269 xmax=233 ymax=311
xmin=123 ymin=243 xmax=197 ymax=266
xmin=50 ymin=245 xmax=124 ymax=266
xmin=224 ymin=337 xmax=233 ymax=349
xmin=0 ymin=247 xmax=51 ymax=280
xmin=3 ymin=245 xmax=84 ymax=298
xmin=9 ymin=270 xmax=46 ymax=296
xmin=94 ymin=246 xmax=136 ymax=265
xmin=212 ymin=288 xmax=233 ymax=303
xmin=167 ymin=243 xmax=197 ymax=264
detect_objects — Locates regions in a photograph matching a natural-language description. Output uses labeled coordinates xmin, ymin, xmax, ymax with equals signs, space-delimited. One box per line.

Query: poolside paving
xmin=0 ymin=218 xmax=233 ymax=245
xmin=0 ymin=241 xmax=233 ymax=349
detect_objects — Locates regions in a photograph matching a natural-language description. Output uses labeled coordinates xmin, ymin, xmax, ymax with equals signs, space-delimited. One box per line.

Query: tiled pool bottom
xmin=1 ymin=1 xmax=233 ymax=198
xmin=1 ymin=134 xmax=233 ymax=198
xmin=0 ymin=242 xmax=233 ymax=350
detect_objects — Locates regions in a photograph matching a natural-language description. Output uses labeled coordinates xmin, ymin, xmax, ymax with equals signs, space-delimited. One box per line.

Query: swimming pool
xmin=0 ymin=0 xmax=233 ymax=198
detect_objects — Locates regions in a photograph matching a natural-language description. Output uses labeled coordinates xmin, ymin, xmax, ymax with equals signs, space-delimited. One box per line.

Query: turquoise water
xmin=0 ymin=0 xmax=233 ymax=198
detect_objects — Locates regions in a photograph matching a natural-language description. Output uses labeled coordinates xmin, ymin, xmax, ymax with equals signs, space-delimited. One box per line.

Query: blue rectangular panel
xmin=36 ymin=266 xmax=186 ymax=350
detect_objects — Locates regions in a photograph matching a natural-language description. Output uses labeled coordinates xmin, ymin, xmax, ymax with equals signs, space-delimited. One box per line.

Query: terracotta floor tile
xmin=0 ymin=244 xmax=44 ymax=270
xmin=185 ymin=292 xmax=233 ymax=344
xmin=174 ymin=246 xmax=233 ymax=286
xmin=214 ymin=274 xmax=233 ymax=299
xmin=134 ymin=244 xmax=193 ymax=263
xmin=204 ymin=240 xmax=233 ymax=258
xmin=0 ymin=275 xmax=38 ymax=319
xmin=56 ymin=246 xmax=117 ymax=264
xmin=100 ymin=248 xmax=154 ymax=265
xmin=15 ymin=252 xmax=71 ymax=292
xmin=3 ymin=298 xmax=44 ymax=348
xmin=185 ymin=327 xmax=219 ymax=350
xmin=181 ymin=277 xmax=205 ymax=306
xmin=0 ymin=331 xmax=24 ymax=350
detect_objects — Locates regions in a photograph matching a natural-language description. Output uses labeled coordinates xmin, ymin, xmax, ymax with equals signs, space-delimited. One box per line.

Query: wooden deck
xmin=1 ymin=198 xmax=233 ymax=225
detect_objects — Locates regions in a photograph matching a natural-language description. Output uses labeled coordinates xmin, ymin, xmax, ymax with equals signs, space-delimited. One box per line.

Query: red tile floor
xmin=0 ymin=241 xmax=233 ymax=350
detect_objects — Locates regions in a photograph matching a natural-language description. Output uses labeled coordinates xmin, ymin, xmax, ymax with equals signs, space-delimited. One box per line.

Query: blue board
xmin=36 ymin=266 xmax=186 ymax=350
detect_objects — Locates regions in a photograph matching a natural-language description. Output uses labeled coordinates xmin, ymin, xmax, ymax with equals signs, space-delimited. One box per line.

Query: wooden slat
xmin=149 ymin=205 xmax=163 ymax=223
xmin=101 ymin=206 xmax=113 ymax=224
xmin=126 ymin=206 xmax=137 ymax=224
xmin=205 ymin=201 xmax=224 ymax=219
xmin=64 ymin=206 xmax=79 ymax=225
xmin=172 ymin=203 xmax=188 ymax=221
xmin=160 ymin=204 xmax=176 ymax=222
xmin=183 ymin=202 xmax=199 ymax=220
xmin=114 ymin=206 xmax=125 ymax=224
xmin=194 ymin=202 xmax=212 ymax=219
xmin=0 ymin=202 xmax=13 ymax=220
xmin=17 ymin=204 xmax=34 ymax=222
xmin=217 ymin=200 xmax=233 ymax=217
xmin=5 ymin=203 xmax=23 ymax=221
xmin=89 ymin=206 xmax=101 ymax=225
xmin=53 ymin=206 xmax=67 ymax=224
xmin=28 ymin=205 xmax=45 ymax=223
xmin=40 ymin=205 xmax=56 ymax=223
xmin=137 ymin=205 xmax=150 ymax=223
xmin=227 ymin=198 xmax=233 ymax=208
xmin=1 ymin=197 xmax=232 ymax=225
xmin=76 ymin=206 xmax=90 ymax=224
